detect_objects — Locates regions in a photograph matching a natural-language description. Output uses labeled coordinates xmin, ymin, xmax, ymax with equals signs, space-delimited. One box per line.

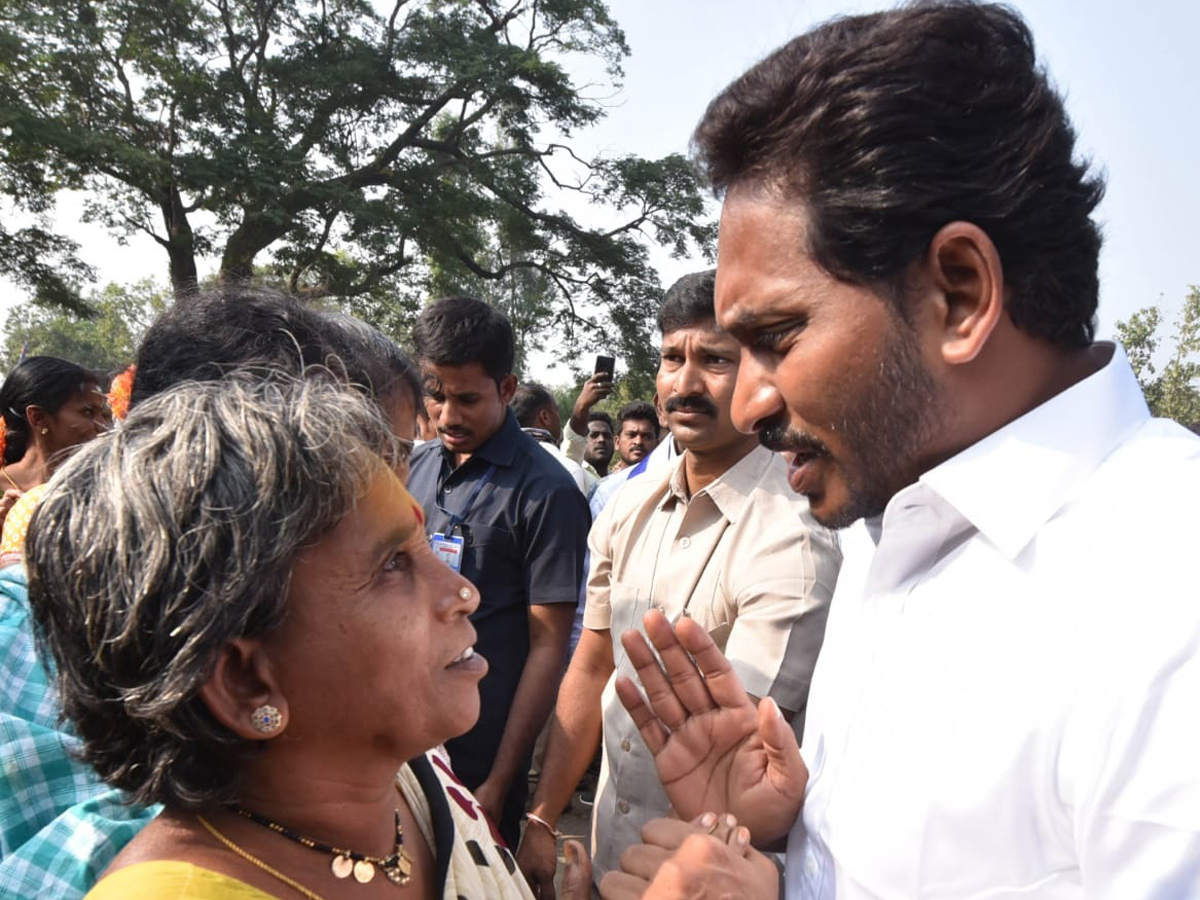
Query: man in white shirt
xmin=599 ymin=3 xmax=1200 ymax=899
xmin=512 ymin=382 xmax=589 ymax=494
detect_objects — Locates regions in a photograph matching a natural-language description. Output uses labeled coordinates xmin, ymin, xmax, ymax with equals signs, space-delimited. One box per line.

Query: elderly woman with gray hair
xmin=25 ymin=375 xmax=587 ymax=900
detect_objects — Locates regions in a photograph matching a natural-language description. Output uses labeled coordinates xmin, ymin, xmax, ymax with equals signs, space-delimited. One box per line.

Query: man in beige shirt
xmin=516 ymin=270 xmax=842 ymax=895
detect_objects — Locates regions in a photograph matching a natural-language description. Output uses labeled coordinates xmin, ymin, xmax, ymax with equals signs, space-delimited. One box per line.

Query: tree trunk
xmin=219 ymin=210 xmax=289 ymax=286
xmin=159 ymin=184 xmax=198 ymax=300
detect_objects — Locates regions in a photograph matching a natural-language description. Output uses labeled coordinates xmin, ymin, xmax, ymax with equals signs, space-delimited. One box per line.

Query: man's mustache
xmin=664 ymin=395 xmax=718 ymax=418
xmin=758 ymin=421 xmax=832 ymax=459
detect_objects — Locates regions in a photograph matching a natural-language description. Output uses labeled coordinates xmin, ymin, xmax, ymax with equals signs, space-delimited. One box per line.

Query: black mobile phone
xmin=594 ymin=355 xmax=616 ymax=378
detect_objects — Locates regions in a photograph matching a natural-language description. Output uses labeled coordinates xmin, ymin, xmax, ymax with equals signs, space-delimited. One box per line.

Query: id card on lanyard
xmin=431 ymin=464 xmax=496 ymax=573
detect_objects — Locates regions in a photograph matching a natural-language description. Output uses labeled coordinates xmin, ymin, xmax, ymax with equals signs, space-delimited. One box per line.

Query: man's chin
xmin=439 ymin=432 xmax=475 ymax=452
xmin=809 ymin=483 xmax=892 ymax=530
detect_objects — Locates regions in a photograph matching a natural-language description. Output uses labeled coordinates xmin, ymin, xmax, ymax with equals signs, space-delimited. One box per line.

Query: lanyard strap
xmin=437 ymin=464 xmax=497 ymax=533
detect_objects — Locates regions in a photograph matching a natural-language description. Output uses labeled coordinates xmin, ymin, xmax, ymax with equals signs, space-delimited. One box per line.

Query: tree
xmin=1115 ymin=286 xmax=1200 ymax=425
xmin=0 ymin=0 xmax=714 ymax=369
xmin=1 ymin=279 xmax=169 ymax=373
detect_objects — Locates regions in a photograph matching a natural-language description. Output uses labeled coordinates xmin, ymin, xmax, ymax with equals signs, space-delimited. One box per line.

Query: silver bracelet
xmin=525 ymin=812 xmax=563 ymax=839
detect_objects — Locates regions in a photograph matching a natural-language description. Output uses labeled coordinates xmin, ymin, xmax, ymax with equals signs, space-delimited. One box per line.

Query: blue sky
xmin=3 ymin=0 xmax=1196 ymax=358
xmin=577 ymin=0 xmax=1200 ymax=342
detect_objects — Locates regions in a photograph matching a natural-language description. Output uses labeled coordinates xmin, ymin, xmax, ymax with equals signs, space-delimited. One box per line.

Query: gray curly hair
xmin=27 ymin=374 xmax=400 ymax=809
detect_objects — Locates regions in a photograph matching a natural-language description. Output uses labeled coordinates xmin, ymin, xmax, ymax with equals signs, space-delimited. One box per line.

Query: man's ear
xmin=923 ymin=221 xmax=1005 ymax=366
xmin=498 ymin=373 xmax=518 ymax=405
xmin=198 ymin=637 xmax=289 ymax=741
xmin=536 ymin=405 xmax=555 ymax=432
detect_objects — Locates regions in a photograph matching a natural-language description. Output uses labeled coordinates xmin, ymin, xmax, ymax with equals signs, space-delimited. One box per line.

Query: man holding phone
xmin=560 ymin=358 xmax=619 ymax=483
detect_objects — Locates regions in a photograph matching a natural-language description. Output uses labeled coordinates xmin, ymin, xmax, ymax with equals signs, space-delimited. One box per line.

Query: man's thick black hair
xmin=693 ymin=0 xmax=1104 ymax=348
xmin=588 ymin=410 xmax=615 ymax=433
xmin=617 ymin=400 xmax=660 ymax=439
xmin=658 ymin=269 xmax=717 ymax=335
xmin=131 ymin=285 xmax=419 ymax=415
xmin=412 ymin=295 xmax=515 ymax=383
xmin=132 ymin=287 xmax=336 ymax=406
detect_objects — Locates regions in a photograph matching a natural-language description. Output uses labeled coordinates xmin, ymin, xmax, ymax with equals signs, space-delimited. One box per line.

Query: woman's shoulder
xmin=0 ymin=482 xmax=48 ymax=555
xmin=86 ymin=860 xmax=277 ymax=900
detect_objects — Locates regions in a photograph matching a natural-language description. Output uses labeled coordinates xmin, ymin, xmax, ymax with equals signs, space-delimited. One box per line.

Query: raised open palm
xmin=614 ymin=610 xmax=807 ymax=844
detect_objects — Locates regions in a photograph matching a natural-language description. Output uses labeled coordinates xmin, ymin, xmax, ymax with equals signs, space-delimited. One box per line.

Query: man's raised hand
xmin=614 ymin=610 xmax=808 ymax=844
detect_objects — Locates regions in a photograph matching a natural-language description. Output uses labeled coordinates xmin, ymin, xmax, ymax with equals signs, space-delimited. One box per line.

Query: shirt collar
xmin=521 ymin=426 xmax=554 ymax=445
xmin=663 ymin=444 xmax=775 ymax=525
xmin=917 ymin=342 xmax=1149 ymax=560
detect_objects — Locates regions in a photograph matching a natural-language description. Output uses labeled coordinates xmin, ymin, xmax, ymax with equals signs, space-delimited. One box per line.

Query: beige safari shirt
xmin=582 ymin=444 xmax=841 ymax=879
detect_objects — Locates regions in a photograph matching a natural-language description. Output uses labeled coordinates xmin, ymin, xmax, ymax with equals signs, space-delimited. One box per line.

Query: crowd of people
xmin=2 ymin=2 xmax=1199 ymax=899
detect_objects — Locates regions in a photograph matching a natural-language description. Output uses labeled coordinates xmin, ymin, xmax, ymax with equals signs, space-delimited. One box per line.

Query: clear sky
xmin=581 ymin=0 xmax=1200 ymax=340
xmin=3 ymin=0 xmax=1197 ymax=362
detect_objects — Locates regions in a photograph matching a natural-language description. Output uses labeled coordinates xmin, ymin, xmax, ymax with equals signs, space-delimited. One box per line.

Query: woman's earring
xmin=39 ymin=428 xmax=48 ymax=435
xmin=251 ymin=704 xmax=283 ymax=735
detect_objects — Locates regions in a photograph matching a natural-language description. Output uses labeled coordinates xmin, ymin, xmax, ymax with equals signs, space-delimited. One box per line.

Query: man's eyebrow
xmin=725 ymin=309 xmax=763 ymax=336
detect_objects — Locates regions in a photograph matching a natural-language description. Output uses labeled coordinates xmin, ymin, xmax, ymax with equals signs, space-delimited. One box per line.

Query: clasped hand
xmin=600 ymin=813 xmax=779 ymax=900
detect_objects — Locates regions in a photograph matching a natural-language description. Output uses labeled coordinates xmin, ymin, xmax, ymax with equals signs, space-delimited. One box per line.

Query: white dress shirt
xmin=789 ymin=343 xmax=1200 ymax=899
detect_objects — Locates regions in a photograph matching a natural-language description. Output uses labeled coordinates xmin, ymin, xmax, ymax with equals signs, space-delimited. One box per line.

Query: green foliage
xmin=0 ymin=226 xmax=96 ymax=315
xmin=0 ymin=0 xmax=713 ymax=374
xmin=2 ymin=279 xmax=169 ymax=373
xmin=1115 ymin=286 xmax=1200 ymax=425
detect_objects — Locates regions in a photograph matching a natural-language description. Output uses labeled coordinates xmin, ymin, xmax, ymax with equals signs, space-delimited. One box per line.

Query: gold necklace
xmin=197 ymin=814 xmax=329 ymax=900
xmin=0 ymin=468 xmax=21 ymax=492
xmin=233 ymin=803 xmax=411 ymax=886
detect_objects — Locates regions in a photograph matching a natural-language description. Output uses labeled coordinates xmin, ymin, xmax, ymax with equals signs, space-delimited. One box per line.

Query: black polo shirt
xmin=407 ymin=410 xmax=590 ymax=836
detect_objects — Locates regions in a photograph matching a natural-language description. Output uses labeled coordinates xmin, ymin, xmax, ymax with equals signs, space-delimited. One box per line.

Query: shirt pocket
xmin=461 ymin=522 xmax=518 ymax=584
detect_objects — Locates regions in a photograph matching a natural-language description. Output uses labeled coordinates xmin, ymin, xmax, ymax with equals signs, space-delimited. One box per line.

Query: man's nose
xmin=732 ymin=348 xmax=785 ymax=435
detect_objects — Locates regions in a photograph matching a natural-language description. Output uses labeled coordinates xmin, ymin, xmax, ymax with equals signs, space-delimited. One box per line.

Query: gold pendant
xmin=384 ymin=850 xmax=413 ymax=885
xmin=331 ymin=855 xmax=354 ymax=879
xmin=353 ymin=860 xmax=376 ymax=884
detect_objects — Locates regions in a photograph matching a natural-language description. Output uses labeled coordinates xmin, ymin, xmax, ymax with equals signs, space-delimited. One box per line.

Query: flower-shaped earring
xmin=251 ymin=704 xmax=283 ymax=735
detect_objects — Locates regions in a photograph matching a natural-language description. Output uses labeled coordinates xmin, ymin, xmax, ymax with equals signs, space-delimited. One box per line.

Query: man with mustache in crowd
xmin=602 ymin=3 xmax=1200 ymax=898
xmin=407 ymin=296 xmax=591 ymax=849
xmin=609 ymin=401 xmax=659 ymax=473
xmin=515 ymin=270 xmax=841 ymax=897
